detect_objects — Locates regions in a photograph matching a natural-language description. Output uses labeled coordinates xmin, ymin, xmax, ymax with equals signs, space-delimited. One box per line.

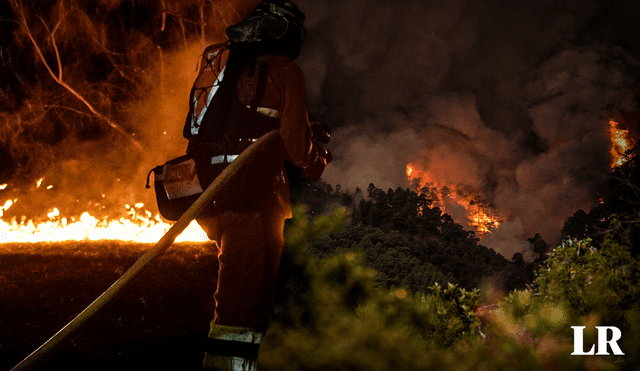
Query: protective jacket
xmin=183 ymin=45 xmax=326 ymax=216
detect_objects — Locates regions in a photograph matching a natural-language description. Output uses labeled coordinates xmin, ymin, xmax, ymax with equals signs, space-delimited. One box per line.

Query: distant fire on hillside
xmin=404 ymin=118 xmax=636 ymax=238
xmin=609 ymin=119 xmax=634 ymax=169
xmin=405 ymin=163 xmax=501 ymax=235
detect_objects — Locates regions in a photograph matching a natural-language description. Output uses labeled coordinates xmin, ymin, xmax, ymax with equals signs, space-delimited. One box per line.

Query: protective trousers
xmin=198 ymin=208 xmax=286 ymax=370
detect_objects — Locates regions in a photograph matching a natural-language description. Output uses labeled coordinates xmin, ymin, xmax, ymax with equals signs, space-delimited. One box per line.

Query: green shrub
xmin=264 ymin=208 xmax=640 ymax=370
xmin=496 ymin=237 xmax=640 ymax=369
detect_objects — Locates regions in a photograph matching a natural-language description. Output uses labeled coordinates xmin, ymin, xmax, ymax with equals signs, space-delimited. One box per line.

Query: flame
xmin=0 ymin=199 xmax=209 ymax=244
xmin=406 ymin=164 xmax=414 ymax=178
xmin=469 ymin=204 xmax=500 ymax=234
xmin=406 ymin=163 xmax=501 ymax=235
xmin=608 ymin=119 xmax=633 ymax=168
xmin=1 ymin=199 xmax=16 ymax=218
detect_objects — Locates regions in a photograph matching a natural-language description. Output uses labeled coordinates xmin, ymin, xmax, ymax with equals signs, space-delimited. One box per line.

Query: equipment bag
xmin=146 ymin=155 xmax=206 ymax=221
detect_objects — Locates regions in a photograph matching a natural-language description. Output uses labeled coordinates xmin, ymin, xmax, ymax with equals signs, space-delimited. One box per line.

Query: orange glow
xmin=406 ymin=163 xmax=436 ymax=186
xmin=469 ymin=205 xmax=500 ymax=234
xmin=0 ymin=199 xmax=208 ymax=244
xmin=406 ymin=163 xmax=501 ymax=235
xmin=609 ymin=119 xmax=633 ymax=168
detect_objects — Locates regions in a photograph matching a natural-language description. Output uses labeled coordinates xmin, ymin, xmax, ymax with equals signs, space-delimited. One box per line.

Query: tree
xmin=562 ymin=209 xmax=590 ymax=240
xmin=305 ymin=183 xmax=532 ymax=292
xmin=561 ymin=144 xmax=640 ymax=256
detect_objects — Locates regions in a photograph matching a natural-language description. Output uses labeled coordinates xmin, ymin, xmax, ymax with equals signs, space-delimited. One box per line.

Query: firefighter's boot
xmin=203 ymin=323 xmax=263 ymax=370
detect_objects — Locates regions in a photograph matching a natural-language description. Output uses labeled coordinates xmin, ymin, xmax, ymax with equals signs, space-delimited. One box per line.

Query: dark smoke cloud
xmin=294 ymin=0 xmax=640 ymax=258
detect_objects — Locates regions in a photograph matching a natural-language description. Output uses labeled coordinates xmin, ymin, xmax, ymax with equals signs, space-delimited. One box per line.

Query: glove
xmin=318 ymin=146 xmax=332 ymax=165
xmin=310 ymin=121 xmax=331 ymax=144
xmin=301 ymin=145 xmax=331 ymax=181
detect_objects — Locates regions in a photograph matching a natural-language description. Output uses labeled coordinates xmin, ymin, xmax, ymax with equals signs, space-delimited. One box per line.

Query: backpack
xmin=148 ymin=44 xmax=280 ymax=221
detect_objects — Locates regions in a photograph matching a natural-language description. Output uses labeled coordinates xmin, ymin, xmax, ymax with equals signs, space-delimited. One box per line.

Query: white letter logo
xmin=571 ymin=326 xmax=625 ymax=356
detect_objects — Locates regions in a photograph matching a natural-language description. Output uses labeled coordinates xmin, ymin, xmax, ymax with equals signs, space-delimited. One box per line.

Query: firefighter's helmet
xmin=226 ymin=1 xmax=306 ymax=48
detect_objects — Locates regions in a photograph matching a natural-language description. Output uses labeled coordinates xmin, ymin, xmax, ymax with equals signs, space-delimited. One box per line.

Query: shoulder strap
xmin=183 ymin=43 xmax=229 ymax=140
xmin=249 ymin=62 xmax=270 ymax=111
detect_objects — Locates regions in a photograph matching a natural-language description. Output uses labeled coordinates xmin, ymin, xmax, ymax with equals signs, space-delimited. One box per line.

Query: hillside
xmin=290 ymin=177 xmax=536 ymax=292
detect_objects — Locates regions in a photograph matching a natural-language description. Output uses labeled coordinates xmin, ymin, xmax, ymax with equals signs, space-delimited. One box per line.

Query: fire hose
xmin=11 ymin=130 xmax=280 ymax=371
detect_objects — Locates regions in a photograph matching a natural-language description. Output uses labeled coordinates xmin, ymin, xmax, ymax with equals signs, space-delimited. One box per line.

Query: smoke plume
xmin=295 ymin=0 xmax=640 ymax=258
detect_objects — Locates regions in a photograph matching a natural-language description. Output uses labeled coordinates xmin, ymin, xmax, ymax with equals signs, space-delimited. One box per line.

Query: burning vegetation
xmin=401 ymin=116 xmax=637 ymax=241
xmin=405 ymin=163 xmax=501 ymax=235
xmin=0 ymin=202 xmax=208 ymax=244
xmin=609 ymin=119 xmax=634 ymax=169
xmin=0 ymin=178 xmax=208 ymax=244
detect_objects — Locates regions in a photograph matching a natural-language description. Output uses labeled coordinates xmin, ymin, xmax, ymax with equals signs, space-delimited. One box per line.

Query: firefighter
xmin=182 ymin=1 xmax=330 ymax=369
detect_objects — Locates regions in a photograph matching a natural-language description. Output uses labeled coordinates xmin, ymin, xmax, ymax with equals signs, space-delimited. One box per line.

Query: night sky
xmin=1 ymin=0 xmax=640 ymax=258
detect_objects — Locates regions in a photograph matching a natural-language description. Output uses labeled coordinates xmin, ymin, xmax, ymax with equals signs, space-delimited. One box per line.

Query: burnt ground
xmin=0 ymin=242 xmax=221 ymax=370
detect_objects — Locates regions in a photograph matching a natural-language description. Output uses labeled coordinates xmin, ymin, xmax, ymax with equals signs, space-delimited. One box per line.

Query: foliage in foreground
xmin=264 ymin=207 xmax=640 ymax=370
xmin=500 ymin=238 xmax=640 ymax=368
